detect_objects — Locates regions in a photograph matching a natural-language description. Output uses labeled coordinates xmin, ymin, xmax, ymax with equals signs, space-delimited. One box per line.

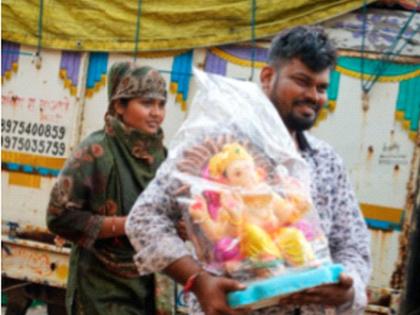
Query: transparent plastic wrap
xmin=167 ymin=69 xmax=343 ymax=309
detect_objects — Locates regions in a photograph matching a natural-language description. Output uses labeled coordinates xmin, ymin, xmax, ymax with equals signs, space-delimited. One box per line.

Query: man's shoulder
xmin=304 ymin=132 xmax=333 ymax=152
xmin=304 ymin=132 xmax=344 ymax=164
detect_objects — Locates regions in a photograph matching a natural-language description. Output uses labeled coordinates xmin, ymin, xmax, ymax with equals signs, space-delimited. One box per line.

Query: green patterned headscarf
xmin=106 ymin=62 xmax=167 ymax=116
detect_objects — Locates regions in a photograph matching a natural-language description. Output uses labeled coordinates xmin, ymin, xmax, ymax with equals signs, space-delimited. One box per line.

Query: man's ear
xmin=260 ymin=66 xmax=274 ymax=93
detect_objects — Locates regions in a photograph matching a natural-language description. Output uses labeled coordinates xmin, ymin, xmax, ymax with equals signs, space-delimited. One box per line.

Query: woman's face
xmin=115 ymin=97 xmax=166 ymax=134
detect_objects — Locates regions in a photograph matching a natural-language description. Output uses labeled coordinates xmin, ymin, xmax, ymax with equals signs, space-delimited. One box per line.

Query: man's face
xmin=260 ymin=58 xmax=330 ymax=132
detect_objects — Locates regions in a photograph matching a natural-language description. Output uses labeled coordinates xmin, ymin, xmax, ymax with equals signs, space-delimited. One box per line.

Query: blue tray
xmin=227 ymin=263 xmax=344 ymax=309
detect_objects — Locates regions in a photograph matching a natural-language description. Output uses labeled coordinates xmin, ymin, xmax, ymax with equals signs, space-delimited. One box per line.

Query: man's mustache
xmin=292 ymin=99 xmax=319 ymax=110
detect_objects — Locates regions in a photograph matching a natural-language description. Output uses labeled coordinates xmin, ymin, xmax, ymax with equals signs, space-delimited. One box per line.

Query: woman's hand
xmin=98 ymin=216 xmax=127 ymax=239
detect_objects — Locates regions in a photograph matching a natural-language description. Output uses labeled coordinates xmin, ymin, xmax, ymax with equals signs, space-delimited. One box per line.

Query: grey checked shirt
xmin=126 ymin=132 xmax=371 ymax=315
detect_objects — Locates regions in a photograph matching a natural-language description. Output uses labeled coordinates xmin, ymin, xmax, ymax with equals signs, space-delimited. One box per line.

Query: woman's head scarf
xmin=106 ymin=62 xmax=167 ymax=116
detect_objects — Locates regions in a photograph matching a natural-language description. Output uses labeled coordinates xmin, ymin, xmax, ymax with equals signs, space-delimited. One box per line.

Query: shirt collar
xmin=296 ymin=131 xmax=315 ymax=154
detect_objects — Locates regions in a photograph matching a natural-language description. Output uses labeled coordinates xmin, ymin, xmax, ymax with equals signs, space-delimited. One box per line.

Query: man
xmin=257 ymin=26 xmax=371 ymax=314
xmin=126 ymin=26 xmax=371 ymax=315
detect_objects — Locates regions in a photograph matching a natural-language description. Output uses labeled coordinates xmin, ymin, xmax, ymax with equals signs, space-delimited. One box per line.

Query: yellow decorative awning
xmin=2 ymin=0 xmax=375 ymax=52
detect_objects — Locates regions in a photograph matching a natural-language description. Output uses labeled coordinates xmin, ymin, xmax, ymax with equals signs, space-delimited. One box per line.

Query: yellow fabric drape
xmin=2 ymin=0 xmax=375 ymax=52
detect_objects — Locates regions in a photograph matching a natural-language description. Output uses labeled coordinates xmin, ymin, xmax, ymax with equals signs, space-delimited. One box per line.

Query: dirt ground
xmin=2 ymin=304 xmax=48 ymax=315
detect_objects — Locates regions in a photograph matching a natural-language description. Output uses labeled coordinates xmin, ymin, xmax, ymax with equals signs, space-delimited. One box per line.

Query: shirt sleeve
xmin=126 ymin=169 xmax=191 ymax=275
xmin=328 ymin=154 xmax=371 ymax=314
xmin=46 ymin=143 xmax=105 ymax=249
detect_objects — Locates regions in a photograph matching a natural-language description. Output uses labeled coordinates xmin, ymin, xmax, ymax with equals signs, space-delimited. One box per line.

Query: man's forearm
xmin=163 ymin=255 xmax=203 ymax=285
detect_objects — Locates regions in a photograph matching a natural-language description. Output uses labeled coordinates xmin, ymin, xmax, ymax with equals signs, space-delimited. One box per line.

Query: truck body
xmin=2 ymin=8 xmax=419 ymax=314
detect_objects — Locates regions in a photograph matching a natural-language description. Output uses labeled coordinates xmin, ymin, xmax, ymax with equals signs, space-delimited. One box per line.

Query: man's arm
xmin=164 ymin=256 xmax=249 ymax=315
xmin=328 ymin=156 xmax=371 ymax=314
xmin=126 ymin=176 xmax=190 ymax=274
xmin=126 ymin=174 xmax=249 ymax=315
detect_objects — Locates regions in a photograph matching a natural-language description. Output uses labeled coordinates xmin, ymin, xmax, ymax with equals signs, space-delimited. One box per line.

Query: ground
xmin=2 ymin=304 xmax=47 ymax=315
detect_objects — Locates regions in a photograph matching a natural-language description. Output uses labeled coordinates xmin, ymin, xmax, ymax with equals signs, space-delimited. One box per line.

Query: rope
xmin=36 ymin=0 xmax=44 ymax=57
xmin=362 ymin=3 xmax=419 ymax=93
xmin=249 ymin=0 xmax=257 ymax=81
xmin=1 ymin=50 xmax=33 ymax=56
xmin=363 ymin=25 xmax=419 ymax=92
xmin=133 ymin=0 xmax=143 ymax=62
xmin=360 ymin=0 xmax=368 ymax=92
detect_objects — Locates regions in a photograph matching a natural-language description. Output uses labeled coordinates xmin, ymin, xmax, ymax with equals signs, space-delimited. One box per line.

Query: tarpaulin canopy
xmin=2 ymin=0 xmax=376 ymax=52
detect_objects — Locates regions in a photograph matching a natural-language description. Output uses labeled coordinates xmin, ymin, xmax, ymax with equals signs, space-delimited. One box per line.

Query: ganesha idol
xmin=187 ymin=142 xmax=320 ymax=276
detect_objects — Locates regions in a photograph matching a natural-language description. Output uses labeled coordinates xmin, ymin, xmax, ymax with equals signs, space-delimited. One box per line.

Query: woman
xmin=47 ymin=62 xmax=167 ymax=315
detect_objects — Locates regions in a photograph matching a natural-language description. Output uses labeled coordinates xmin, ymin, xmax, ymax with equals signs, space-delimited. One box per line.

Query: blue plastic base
xmin=227 ymin=263 xmax=344 ymax=309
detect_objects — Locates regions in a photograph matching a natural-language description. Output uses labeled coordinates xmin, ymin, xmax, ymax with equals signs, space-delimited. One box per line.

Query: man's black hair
xmin=268 ymin=26 xmax=337 ymax=72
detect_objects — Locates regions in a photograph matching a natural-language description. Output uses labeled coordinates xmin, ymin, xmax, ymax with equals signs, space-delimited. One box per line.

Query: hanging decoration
xmin=170 ymin=50 xmax=193 ymax=111
xmin=336 ymin=56 xmax=420 ymax=82
xmin=315 ymin=70 xmax=341 ymax=126
xmin=330 ymin=56 xmax=420 ymax=140
xmin=327 ymin=70 xmax=341 ymax=111
xmin=205 ymin=50 xmax=228 ymax=76
xmin=85 ymin=52 xmax=109 ymax=98
xmin=59 ymin=51 xmax=82 ymax=96
xmin=2 ymin=41 xmax=21 ymax=83
xmin=207 ymin=46 xmax=268 ymax=74
xmin=396 ymin=77 xmax=420 ymax=140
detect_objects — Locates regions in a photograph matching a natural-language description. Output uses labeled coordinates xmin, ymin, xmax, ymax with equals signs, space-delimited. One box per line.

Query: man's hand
xmin=192 ymin=272 xmax=251 ymax=315
xmin=279 ymin=274 xmax=354 ymax=307
xmin=176 ymin=219 xmax=188 ymax=241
